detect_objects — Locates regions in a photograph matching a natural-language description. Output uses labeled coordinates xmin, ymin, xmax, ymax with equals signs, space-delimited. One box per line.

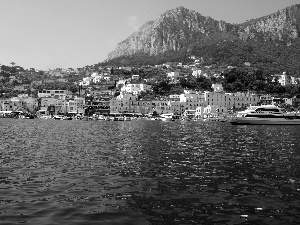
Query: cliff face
xmin=238 ymin=4 xmax=300 ymax=42
xmin=107 ymin=5 xmax=300 ymax=60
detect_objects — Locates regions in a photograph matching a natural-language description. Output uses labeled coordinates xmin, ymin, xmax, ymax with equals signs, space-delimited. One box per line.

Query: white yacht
xmin=230 ymin=105 xmax=300 ymax=125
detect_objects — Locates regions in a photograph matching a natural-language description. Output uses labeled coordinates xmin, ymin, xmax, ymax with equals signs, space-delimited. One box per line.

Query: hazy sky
xmin=1 ymin=0 xmax=299 ymax=70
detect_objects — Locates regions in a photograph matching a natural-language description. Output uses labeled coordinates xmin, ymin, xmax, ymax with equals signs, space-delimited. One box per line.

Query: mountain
xmin=104 ymin=5 xmax=300 ymax=75
xmin=107 ymin=6 xmax=236 ymax=60
xmin=107 ymin=5 xmax=300 ymax=60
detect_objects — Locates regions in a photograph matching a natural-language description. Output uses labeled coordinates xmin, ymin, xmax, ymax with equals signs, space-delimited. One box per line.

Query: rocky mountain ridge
xmin=107 ymin=4 xmax=300 ymax=61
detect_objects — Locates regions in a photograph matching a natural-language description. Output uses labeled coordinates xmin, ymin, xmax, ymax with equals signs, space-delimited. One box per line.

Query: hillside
xmin=104 ymin=4 xmax=300 ymax=75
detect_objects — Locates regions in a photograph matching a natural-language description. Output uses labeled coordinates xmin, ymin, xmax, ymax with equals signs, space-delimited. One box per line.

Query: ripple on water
xmin=0 ymin=119 xmax=300 ymax=224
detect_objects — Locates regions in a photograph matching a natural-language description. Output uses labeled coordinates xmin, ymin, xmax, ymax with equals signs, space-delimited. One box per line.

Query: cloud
xmin=127 ymin=16 xmax=139 ymax=31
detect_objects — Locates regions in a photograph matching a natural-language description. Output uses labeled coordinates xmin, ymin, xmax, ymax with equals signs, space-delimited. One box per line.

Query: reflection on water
xmin=1 ymin=118 xmax=300 ymax=224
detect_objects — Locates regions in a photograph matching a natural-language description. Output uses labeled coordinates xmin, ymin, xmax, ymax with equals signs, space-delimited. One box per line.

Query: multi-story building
xmin=84 ymin=96 xmax=109 ymax=115
xmin=273 ymin=72 xmax=300 ymax=86
xmin=192 ymin=69 xmax=202 ymax=77
xmin=258 ymin=94 xmax=273 ymax=105
xmin=109 ymin=99 xmax=130 ymax=113
xmin=39 ymin=97 xmax=65 ymax=114
xmin=130 ymin=99 xmax=153 ymax=114
xmin=232 ymin=92 xmax=258 ymax=108
xmin=203 ymin=89 xmax=258 ymax=109
xmin=180 ymin=90 xmax=206 ymax=111
xmin=0 ymin=99 xmax=12 ymax=112
xmin=152 ymin=100 xmax=172 ymax=114
xmin=38 ymin=90 xmax=72 ymax=98
xmin=22 ymin=97 xmax=38 ymax=111
xmin=66 ymin=97 xmax=85 ymax=114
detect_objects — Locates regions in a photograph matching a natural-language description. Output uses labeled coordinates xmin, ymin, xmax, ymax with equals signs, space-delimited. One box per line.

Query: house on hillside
xmin=272 ymin=72 xmax=300 ymax=86
xmin=132 ymin=74 xmax=140 ymax=80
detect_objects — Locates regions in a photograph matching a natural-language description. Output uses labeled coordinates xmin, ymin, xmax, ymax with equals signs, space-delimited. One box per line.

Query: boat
xmin=53 ymin=115 xmax=64 ymax=120
xmin=39 ymin=115 xmax=52 ymax=119
xmin=63 ymin=116 xmax=73 ymax=120
xmin=230 ymin=105 xmax=300 ymax=125
xmin=160 ymin=113 xmax=177 ymax=121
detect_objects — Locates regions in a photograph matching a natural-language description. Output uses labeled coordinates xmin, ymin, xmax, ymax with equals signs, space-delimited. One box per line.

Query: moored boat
xmin=160 ymin=113 xmax=178 ymax=121
xmin=230 ymin=105 xmax=300 ymax=125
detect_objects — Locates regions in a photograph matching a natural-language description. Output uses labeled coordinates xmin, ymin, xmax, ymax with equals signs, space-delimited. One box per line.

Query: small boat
xmin=160 ymin=113 xmax=176 ymax=121
xmin=40 ymin=115 xmax=52 ymax=119
xmin=124 ymin=116 xmax=131 ymax=121
xmin=98 ymin=115 xmax=106 ymax=120
xmin=53 ymin=115 xmax=64 ymax=120
xmin=63 ymin=116 xmax=73 ymax=120
xmin=230 ymin=105 xmax=300 ymax=125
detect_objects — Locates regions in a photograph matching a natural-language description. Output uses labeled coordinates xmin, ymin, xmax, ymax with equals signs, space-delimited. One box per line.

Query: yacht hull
xmin=230 ymin=118 xmax=300 ymax=125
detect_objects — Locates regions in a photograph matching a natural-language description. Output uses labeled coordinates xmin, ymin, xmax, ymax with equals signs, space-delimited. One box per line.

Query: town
xmin=1 ymin=59 xmax=300 ymax=120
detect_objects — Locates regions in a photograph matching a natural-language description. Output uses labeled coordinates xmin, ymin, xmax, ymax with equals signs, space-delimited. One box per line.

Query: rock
xmin=106 ymin=5 xmax=300 ymax=61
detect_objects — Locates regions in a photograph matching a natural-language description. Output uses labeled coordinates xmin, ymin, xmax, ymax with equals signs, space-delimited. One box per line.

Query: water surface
xmin=1 ymin=118 xmax=300 ymax=224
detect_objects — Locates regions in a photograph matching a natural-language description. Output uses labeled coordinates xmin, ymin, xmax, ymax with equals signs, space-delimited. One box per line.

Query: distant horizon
xmin=1 ymin=0 xmax=300 ymax=71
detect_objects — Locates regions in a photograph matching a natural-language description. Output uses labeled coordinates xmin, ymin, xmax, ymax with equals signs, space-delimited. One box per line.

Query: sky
xmin=0 ymin=0 xmax=300 ymax=70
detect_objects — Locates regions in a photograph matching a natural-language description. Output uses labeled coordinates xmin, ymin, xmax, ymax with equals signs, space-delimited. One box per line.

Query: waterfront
xmin=0 ymin=118 xmax=300 ymax=225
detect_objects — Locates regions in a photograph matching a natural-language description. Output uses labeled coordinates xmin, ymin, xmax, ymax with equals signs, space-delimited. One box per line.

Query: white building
xmin=192 ymin=69 xmax=202 ymax=77
xmin=121 ymin=83 xmax=152 ymax=95
xmin=132 ymin=74 xmax=140 ymax=80
xmin=273 ymin=72 xmax=300 ymax=86
xmin=212 ymin=84 xmax=224 ymax=92
xmin=93 ymin=75 xmax=103 ymax=83
xmin=167 ymin=72 xmax=180 ymax=79
xmin=80 ymin=77 xmax=93 ymax=86
xmin=169 ymin=94 xmax=180 ymax=102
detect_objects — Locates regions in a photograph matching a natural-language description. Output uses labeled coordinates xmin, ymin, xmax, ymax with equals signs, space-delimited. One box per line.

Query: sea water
xmin=0 ymin=118 xmax=300 ymax=224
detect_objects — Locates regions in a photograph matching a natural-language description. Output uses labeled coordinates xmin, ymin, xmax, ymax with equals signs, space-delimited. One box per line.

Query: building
xmin=38 ymin=90 xmax=72 ymax=98
xmin=203 ymin=89 xmax=258 ymax=109
xmin=273 ymin=72 xmax=300 ymax=86
xmin=212 ymin=84 xmax=224 ymax=92
xmin=80 ymin=77 xmax=93 ymax=86
xmin=192 ymin=69 xmax=202 ymax=77
xmin=121 ymin=83 xmax=152 ymax=95
xmin=167 ymin=72 xmax=180 ymax=80
xmin=152 ymin=100 xmax=172 ymax=114
xmin=180 ymin=91 xmax=205 ymax=111
xmin=109 ymin=99 xmax=130 ymax=113
xmin=195 ymin=105 xmax=228 ymax=118
xmin=130 ymin=99 xmax=153 ymax=114
xmin=0 ymin=99 xmax=12 ymax=111
xmin=132 ymin=74 xmax=140 ymax=80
